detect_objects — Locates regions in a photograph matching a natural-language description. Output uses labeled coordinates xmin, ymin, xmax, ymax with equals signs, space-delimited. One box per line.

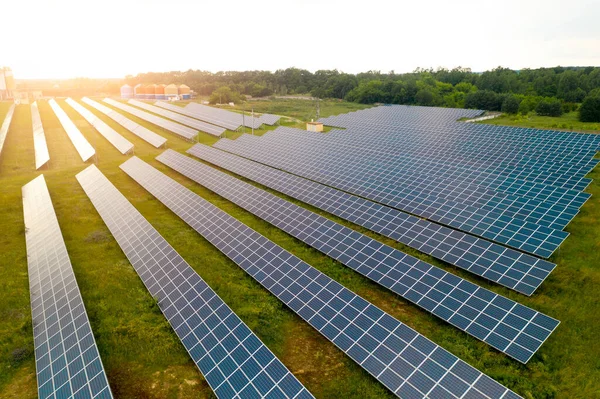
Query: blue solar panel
xmin=187 ymin=143 xmax=556 ymax=296
xmin=22 ymin=175 xmax=113 ymax=399
xmin=120 ymin=156 xmax=523 ymax=399
xmin=213 ymin=137 xmax=569 ymax=258
xmin=76 ymin=165 xmax=313 ymax=399
xmin=157 ymin=149 xmax=559 ymax=364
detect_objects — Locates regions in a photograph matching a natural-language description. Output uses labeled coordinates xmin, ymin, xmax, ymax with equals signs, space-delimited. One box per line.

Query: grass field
xmin=0 ymin=99 xmax=599 ymax=399
xmin=480 ymin=111 xmax=600 ymax=134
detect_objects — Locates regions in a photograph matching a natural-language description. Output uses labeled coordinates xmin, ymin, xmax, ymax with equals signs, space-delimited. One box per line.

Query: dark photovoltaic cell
xmin=158 ymin=149 xmax=559 ymax=364
xmin=120 ymin=156 xmax=522 ymax=399
xmin=188 ymin=144 xmax=556 ymax=296
xmin=214 ymin=137 xmax=569 ymax=258
xmin=258 ymin=114 xmax=281 ymax=126
xmin=22 ymin=175 xmax=113 ymax=399
xmin=76 ymin=165 xmax=312 ymax=399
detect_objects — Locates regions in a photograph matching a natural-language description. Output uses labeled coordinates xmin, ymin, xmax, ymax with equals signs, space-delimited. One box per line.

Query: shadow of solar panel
xmin=48 ymin=99 xmax=96 ymax=162
xmin=120 ymin=156 xmax=522 ymax=399
xmin=22 ymin=175 xmax=113 ymax=399
xmin=31 ymin=102 xmax=50 ymax=170
xmin=213 ymin=137 xmax=569 ymax=258
xmin=128 ymin=100 xmax=225 ymax=137
xmin=188 ymin=144 xmax=555 ymax=296
xmin=76 ymin=165 xmax=313 ymax=399
xmin=66 ymin=98 xmax=134 ymax=155
xmin=158 ymin=149 xmax=559 ymax=364
xmin=103 ymin=98 xmax=198 ymax=141
xmin=82 ymin=98 xmax=167 ymax=148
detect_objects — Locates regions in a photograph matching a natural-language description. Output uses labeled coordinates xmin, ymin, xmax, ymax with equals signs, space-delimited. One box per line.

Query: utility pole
xmin=316 ymin=98 xmax=320 ymax=120
xmin=252 ymin=107 xmax=254 ymax=135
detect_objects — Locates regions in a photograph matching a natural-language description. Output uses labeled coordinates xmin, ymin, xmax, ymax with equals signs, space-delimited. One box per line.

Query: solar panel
xmin=103 ymin=98 xmax=198 ymax=141
xmin=22 ymin=175 xmax=113 ymax=399
xmin=258 ymin=114 xmax=281 ymax=126
xmin=48 ymin=99 xmax=96 ymax=162
xmin=128 ymin=100 xmax=225 ymax=137
xmin=0 ymin=103 xmax=16 ymax=157
xmin=120 ymin=156 xmax=522 ymax=399
xmin=82 ymin=98 xmax=167 ymax=148
xmin=31 ymin=102 xmax=50 ymax=169
xmin=185 ymin=102 xmax=262 ymax=129
xmin=76 ymin=165 xmax=313 ymax=399
xmin=187 ymin=144 xmax=556 ymax=296
xmin=66 ymin=98 xmax=134 ymax=155
xmin=154 ymin=101 xmax=241 ymax=131
xmin=214 ymin=137 xmax=569 ymax=259
xmin=158 ymin=149 xmax=559 ymax=363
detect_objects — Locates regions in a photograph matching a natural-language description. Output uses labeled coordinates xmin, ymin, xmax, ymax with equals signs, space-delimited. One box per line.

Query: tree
xmin=415 ymin=89 xmax=434 ymax=106
xmin=579 ymin=95 xmax=600 ymax=122
xmin=536 ymin=98 xmax=563 ymax=117
xmin=465 ymin=90 xmax=502 ymax=111
xmin=501 ymin=95 xmax=520 ymax=114
xmin=209 ymin=86 xmax=243 ymax=104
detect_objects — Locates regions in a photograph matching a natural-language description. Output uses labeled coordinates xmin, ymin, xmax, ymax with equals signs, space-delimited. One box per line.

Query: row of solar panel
xmin=213 ymin=137 xmax=569 ymax=258
xmin=0 ymin=104 xmax=16 ymax=160
xmin=157 ymin=149 xmax=559 ymax=363
xmin=120 ymin=155 xmax=523 ymax=399
xmin=22 ymin=162 xmax=524 ymax=398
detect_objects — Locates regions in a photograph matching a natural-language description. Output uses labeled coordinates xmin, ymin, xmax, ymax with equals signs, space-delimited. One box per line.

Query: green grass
xmin=480 ymin=111 xmax=600 ymax=134
xmin=0 ymin=98 xmax=599 ymax=399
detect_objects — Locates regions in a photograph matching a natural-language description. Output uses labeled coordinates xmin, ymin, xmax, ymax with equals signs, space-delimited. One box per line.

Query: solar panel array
xmin=76 ymin=165 xmax=313 ymax=399
xmin=31 ymin=102 xmax=51 ymax=169
xmin=158 ymin=149 xmax=559 ymax=363
xmin=154 ymin=101 xmax=241 ymax=131
xmin=188 ymin=144 xmax=556 ymax=296
xmin=82 ymin=98 xmax=167 ymax=148
xmin=258 ymin=114 xmax=281 ymax=126
xmin=120 ymin=156 xmax=522 ymax=399
xmin=185 ymin=102 xmax=262 ymax=130
xmin=0 ymin=103 xmax=16 ymax=157
xmin=103 ymin=98 xmax=198 ymax=141
xmin=128 ymin=99 xmax=225 ymax=137
xmin=22 ymin=175 xmax=113 ymax=399
xmin=48 ymin=99 xmax=96 ymax=162
xmin=215 ymin=117 xmax=598 ymax=255
xmin=66 ymin=98 xmax=134 ymax=155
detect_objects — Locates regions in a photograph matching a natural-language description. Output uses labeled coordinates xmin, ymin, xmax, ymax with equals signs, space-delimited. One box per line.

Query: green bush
xmin=579 ymin=95 xmax=600 ymax=122
xmin=536 ymin=98 xmax=563 ymax=116
xmin=501 ymin=95 xmax=520 ymax=114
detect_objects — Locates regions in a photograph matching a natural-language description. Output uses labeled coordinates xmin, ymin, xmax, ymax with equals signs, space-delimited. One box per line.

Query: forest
xmin=126 ymin=66 xmax=600 ymax=121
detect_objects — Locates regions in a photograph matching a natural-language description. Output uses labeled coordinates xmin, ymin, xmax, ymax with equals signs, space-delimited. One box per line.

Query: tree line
xmin=126 ymin=66 xmax=600 ymax=122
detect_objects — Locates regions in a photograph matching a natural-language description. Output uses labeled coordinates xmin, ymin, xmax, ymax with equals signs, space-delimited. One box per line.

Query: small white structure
xmin=306 ymin=121 xmax=323 ymax=132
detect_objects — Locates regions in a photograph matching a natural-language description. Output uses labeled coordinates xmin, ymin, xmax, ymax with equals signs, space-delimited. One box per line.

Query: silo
xmin=155 ymin=84 xmax=166 ymax=100
xmin=134 ymin=84 xmax=145 ymax=99
xmin=146 ymin=84 xmax=157 ymax=100
xmin=165 ymin=84 xmax=179 ymax=99
xmin=120 ymin=84 xmax=134 ymax=99
xmin=179 ymin=84 xmax=191 ymax=100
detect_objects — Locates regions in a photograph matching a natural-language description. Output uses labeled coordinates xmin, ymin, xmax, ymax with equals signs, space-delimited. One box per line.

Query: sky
xmin=3 ymin=0 xmax=600 ymax=79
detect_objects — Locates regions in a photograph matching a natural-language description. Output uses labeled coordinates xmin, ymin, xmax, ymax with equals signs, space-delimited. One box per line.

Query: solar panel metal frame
xmin=82 ymin=97 xmax=167 ymax=148
xmin=120 ymin=156 xmax=523 ymax=399
xmin=158 ymin=149 xmax=559 ymax=364
xmin=76 ymin=165 xmax=312 ymax=399
xmin=103 ymin=98 xmax=198 ymax=141
xmin=48 ymin=99 xmax=96 ymax=162
xmin=0 ymin=103 xmax=16 ymax=157
xmin=31 ymin=101 xmax=50 ymax=169
xmin=66 ymin=98 xmax=134 ymax=155
xmin=22 ymin=174 xmax=113 ymax=399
